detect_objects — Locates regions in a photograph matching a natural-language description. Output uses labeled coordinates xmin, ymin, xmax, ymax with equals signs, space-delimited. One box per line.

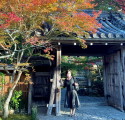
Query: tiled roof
xmin=83 ymin=10 xmax=125 ymax=39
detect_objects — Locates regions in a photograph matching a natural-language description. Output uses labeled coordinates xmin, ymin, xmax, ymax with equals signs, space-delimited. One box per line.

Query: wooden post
xmin=121 ymin=47 xmax=125 ymax=111
xmin=116 ymin=51 xmax=123 ymax=111
xmin=55 ymin=46 xmax=61 ymax=116
xmin=103 ymin=56 xmax=107 ymax=97
xmin=28 ymin=76 xmax=33 ymax=114
xmin=47 ymin=46 xmax=61 ymax=116
xmin=47 ymin=69 xmax=56 ymax=115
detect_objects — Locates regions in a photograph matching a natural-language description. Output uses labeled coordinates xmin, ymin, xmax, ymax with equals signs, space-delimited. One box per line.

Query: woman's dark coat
xmin=64 ymin=77 xmax=80 ymax=109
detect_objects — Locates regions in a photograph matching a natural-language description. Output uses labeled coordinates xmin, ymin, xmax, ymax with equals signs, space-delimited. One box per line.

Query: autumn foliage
xmin=0 ymin=0 xmax=102 ymax=59
xmin=0 ymin=0 xmax=103 ymax=60
xmin=55 ymin=11 xmax=102 ymax=34
xmin=0 ymin=12 xmax=22 ymax=28
xmin=0 ymin=0 xmax=101 ymax=39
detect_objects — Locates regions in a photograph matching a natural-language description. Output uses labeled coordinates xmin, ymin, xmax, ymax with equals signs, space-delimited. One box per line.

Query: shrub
xmin=10 ymin=90 xmax=22 ymax=112
xmin=91 ymin=80 xmax=104 ymax=96
xmin=31 ymin=105 xmax=38 ymax=120
xmin=2 ymin=114 xmax=32 ymax=120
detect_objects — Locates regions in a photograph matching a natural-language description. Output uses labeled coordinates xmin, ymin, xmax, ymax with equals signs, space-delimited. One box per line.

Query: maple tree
xmin=0 ymin=0 xmax=102 ymax=118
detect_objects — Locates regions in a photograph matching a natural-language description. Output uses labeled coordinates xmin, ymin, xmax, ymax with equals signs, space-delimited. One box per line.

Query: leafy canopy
xmin=0 ymin=0 xmax=102 ymax=60
xmin=0 ymin=0 xmax=101 ymax=37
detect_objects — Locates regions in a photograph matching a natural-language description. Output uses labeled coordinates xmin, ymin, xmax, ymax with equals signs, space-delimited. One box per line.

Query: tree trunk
xmin=3 ymin=71 xmax=22 ymax=118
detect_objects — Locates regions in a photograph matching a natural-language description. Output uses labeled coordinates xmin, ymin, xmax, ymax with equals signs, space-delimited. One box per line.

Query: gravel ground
xmin=37 ymin=89 xmax=125 ymax=120
xmin=37 ymin=96 xmax=125 ymax=120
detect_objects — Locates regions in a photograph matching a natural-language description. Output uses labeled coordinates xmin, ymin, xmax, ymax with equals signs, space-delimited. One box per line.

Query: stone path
xmin=37 ymin=96 xmax=125 ymax=120
xmin=37 ymin=89 xmax=125 ymax=120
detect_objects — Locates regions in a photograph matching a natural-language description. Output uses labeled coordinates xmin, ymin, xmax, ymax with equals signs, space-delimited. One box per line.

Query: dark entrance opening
xmin=31 ymin=57 xmax=53 ymax=106
xmin=61 ymin=56 xmax=104 ymax=97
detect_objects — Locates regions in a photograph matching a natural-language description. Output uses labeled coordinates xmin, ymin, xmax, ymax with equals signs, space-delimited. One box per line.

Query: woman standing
xmin=64 ymin=70 xmax=80 ymax=116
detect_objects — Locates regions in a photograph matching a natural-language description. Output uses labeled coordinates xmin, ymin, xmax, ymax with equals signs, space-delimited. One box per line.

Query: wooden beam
xmin=47 ymin=104 xmax=56 ymax=107
xmin=47 ymin=69 xmax=56 ymax=115
xmin=121 ymin=48 xmax=125 ymax=111
xmin=50 ymin=37 xmax=125 ymax=45
xmin=55 ymin=46 xmax=61 ymax=116
xmin=116 ymin=51 xmax=123 ymax=111
xmin=106 ymin=46 xmax=125 ymax=54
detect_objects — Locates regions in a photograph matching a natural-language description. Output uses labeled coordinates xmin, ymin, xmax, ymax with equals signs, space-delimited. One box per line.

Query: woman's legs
xmin=70 ymin=108 xmax=76 ymax=116
xmin=72 ymin=108 xmax=76 ymax=115
xmin=70 ymin=109 xmax=73 ymax=115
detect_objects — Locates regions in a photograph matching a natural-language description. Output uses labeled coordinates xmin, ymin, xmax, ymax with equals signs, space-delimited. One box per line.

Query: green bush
xmin=10 ymin=90 xmax=22 ymax=111
xmin=0 ymin=96 xmax=6 ymax=112
xmin=2 ymin=114 xmax=32 ymax=120
xmin=91 ymin=80 xmax=104 ymax=96
xmin=31 ymin=105 xmax=37 ymax=120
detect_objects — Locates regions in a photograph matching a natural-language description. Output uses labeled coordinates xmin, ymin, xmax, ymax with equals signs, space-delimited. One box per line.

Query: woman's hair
xmin=66 ymin=69 xmax=71 ymax=75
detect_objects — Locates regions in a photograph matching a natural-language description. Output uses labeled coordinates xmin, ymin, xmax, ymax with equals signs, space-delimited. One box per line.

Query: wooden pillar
xmin=121 ymin=47 xmax=125 ymax=111
xmin=47 ymin=46 xmax=61 ymax=116
xmin=28 ymin=76 xmax=33 ymax=114
xmin=47 ymin=69 xmax=56 ymax=115
xmin=103 ymin=56 xmax=107 ymax=97
xmin=55 ymin=46 xmax=61 ymax=116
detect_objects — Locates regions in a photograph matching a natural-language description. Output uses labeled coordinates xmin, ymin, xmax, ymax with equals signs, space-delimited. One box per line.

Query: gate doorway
xmin=56 ymin=43 xmax=125 ymax=112
xmin=32 ymin=72 xmax=51 ymax=105
xmin=61 ymin=56 xmax=104 ymax=97
xmin=30 ymin=57 xmax=54 ymax=106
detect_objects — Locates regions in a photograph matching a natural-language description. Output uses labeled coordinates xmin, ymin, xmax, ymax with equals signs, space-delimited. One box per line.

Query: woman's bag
xmin=73 ymin=78 xmax=79 ymax=91
xmin=74 ymin=84 xmax=79 ymax=91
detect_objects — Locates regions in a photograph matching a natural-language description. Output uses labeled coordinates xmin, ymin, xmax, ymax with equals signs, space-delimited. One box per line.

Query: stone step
xmin=80 ymin=102 xmax=107 ymax=106
xmin=61 ymin=102 xmax=107 ymax=106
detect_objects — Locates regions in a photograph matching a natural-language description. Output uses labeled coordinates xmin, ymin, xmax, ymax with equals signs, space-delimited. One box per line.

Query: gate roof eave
xmin=49 ymin=10 xmax=125 ymax=46
xmin=50 ymin=37 xmax=125 ymax=45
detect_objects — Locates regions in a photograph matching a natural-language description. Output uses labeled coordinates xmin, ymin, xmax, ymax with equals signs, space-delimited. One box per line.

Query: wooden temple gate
xmin=49 ymin=40 xmax=125 ymax=115
xmin=48 ymin=10 xmax=125 ymax=114
xmin=19 ymin=10 xmax=125 ymax=115
xmin=45 ymin=40 xmax=125 ymax=115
